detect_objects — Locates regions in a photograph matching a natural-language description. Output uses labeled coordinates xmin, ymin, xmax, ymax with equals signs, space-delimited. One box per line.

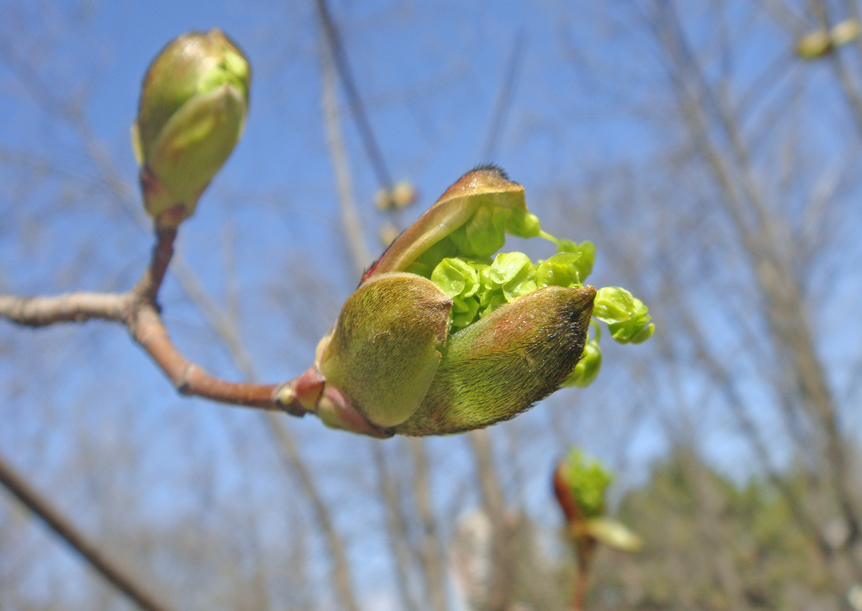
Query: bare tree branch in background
xmin=374 ymin=442 xmax=423 ymax=611
xmin=482 ymin=29 xmax=527 ymax=161
xmin=651 ymin=0 xmax=861 ymax=570
xmin=314 ymin=0 xmax=394 ymax=191
xmin=409 ymin=438 xmax=449 ymax=611
xmin=0 ymin=453 xmax=174 ymax=611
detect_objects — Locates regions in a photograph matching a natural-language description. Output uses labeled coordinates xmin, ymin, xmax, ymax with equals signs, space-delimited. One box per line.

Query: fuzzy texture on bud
xmin=132 ymin=29 xmax=250 ymax=227
xmin=393 ymin=285 xmax=595 ymax=435
xmin=299 ymin=166 xmax=650 ymax=437
xmin=317 ymin=273 xmax=452 ymax=429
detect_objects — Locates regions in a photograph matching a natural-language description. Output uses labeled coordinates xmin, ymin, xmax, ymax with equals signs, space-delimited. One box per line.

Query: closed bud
xmin=317 ymin=273 xmax=452 ymax=430
xmin=132 ymin=29 xmax=250 ymax=227
xmin=831 ymin=18 xmax=861 ymax=47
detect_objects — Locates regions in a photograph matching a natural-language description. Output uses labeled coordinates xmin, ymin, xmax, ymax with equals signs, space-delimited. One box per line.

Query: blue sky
xmin=2 ymin=0 xmax=861 ymax=608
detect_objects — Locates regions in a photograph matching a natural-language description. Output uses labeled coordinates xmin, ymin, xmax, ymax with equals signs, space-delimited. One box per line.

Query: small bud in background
xmin=553 ymin=449 xmax=642 ymax=609
xmin=375 ymin=179 xmax=418 ymax=211
xmin=297 ymin=166 xmax=650 ymax=437
xmin=556 ymin=449 xmax=612 ymax=521
xmin=132 ymin=29 xmax=250 ymax=227
xmin=391 ymin=180 xmax=418 ymax=208
xmin=831 ymin=18 xmax=861 ymax=46
xmin=796 ymin=19 xmax=860 ymax=60
xmin=796 ymin=29 xmax=832 ymax=59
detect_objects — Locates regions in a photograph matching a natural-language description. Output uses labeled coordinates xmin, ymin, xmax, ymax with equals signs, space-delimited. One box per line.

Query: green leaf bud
xmin=132 ymin=29 xmax=250 ymax=227
xmin=302 ymin=168 xmax=651 ymax=437
xmin=559 ymin=449 xmax=613 ymax=520
xmin=393 ymin=285 xmax=596 ymax=436
xmin=317 ymin=273 xmax=452 ymax=429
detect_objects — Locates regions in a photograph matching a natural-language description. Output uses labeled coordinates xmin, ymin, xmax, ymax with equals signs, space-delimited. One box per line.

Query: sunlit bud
xmin=316 ymin=273 xmax=452 ymax=429
xmin=301 ymin=166 xmax=647 ymax=437
xmin=378 ymin=221 xmax=400 ymax=247
xmin=394 ymin=285 xmax=595 ymax=436
xmin=375 ymin=180 xmax=418 ymax=211
xmin=131 ymin=29 xmax=250 ymax=227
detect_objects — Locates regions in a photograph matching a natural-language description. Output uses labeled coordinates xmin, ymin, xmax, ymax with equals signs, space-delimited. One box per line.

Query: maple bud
xmin=132 ymin=29 xmax=250 ymax=227
xmin=299 ymin=166 xmax=603 ymax=436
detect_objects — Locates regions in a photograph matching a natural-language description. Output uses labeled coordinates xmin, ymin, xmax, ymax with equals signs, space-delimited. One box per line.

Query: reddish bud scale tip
xmin=361 ymin=166 xmax=526 ymax=283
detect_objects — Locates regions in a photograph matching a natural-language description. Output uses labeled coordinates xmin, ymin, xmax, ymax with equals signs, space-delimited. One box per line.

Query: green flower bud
xmin=565 ymin=334 xmax=601 ymax=388
xmin=132 ymin=29 xmax=250 ymax=227
xmin=558 ymin=449 xmax=613 ymax=520
xmin=593 ymin=286 xmax=655 ymax=344
xmin=393 ymin=285 xmax=595 ymax=436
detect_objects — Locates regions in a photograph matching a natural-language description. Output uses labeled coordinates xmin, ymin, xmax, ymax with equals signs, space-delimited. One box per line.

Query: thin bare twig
xmin=0 ymin=453 xmax=175 ymax=611
xmin=314 ymin=0 xmax=393 ymax=191
xmin=482 ymin=29 xmax=527 ymax=161
xmin=552 ymin=465 xmax=594 ymax=611
xmin=320 ymin=38 xmax=372 ymax=273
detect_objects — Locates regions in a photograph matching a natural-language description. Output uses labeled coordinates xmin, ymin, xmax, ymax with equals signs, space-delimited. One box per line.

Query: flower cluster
xmin=292 ymin=166 xmax=654 ymax=437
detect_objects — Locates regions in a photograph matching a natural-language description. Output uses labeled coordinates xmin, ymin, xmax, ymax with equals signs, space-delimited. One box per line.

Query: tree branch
xmin=0 ymin=228 xmax=307 ymax=417
xmin=0 ymin=453 xmax=175 ymax=611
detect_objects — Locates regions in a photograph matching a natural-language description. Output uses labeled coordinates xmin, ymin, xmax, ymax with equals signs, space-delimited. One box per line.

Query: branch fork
xmin=0 ymin=227 xmax=307 ymax=417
